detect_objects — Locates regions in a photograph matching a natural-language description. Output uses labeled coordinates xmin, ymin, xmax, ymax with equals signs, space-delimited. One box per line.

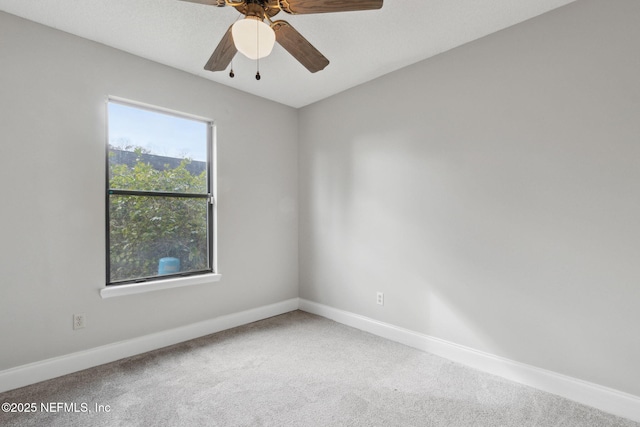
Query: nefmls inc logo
xmin=41 ymin=402 xmax=90 ymax=413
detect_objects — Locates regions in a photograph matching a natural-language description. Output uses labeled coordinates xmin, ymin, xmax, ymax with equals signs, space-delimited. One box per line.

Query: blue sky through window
xmin=108 ymin=102 xmax=207 ymax=162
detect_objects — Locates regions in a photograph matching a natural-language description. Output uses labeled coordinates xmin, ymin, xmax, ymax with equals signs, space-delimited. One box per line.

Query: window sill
xmin=100 ymin=273 xmax=222 ymax=298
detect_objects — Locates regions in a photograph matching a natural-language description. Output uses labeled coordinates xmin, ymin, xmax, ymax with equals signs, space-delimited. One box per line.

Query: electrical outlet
xmin=73 ymin=314 xmax=86 ymax=330
xmin=376 ymin=292 xmax=384 ymax=306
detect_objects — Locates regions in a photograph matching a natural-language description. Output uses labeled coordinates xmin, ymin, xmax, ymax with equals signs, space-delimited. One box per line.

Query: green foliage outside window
xmin=108 ymin=147 xmax=209 ymax=282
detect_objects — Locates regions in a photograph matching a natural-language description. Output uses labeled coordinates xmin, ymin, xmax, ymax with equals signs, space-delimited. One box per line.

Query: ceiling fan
xmin=180 ymin=0 xmax=383 ymax=77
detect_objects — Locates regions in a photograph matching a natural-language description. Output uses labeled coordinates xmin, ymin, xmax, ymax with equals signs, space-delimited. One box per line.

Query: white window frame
xmin=101 ymin=97 xmax=220 ymax=298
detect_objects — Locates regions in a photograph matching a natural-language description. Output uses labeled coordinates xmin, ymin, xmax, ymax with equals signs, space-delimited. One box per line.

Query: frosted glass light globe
xmin=232 ymin=17 xmax=276 ymax=60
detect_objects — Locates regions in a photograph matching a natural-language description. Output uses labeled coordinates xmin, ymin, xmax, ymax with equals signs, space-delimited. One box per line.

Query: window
xmin=106 ymin=99 xmax=216 ymax=286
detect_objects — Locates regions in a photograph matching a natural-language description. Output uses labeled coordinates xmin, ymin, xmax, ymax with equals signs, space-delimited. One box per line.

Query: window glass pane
xmin=108 ymin=102 xmax=208 ymax=194
xmin=109 ymin=195 xmax=209 ymax=283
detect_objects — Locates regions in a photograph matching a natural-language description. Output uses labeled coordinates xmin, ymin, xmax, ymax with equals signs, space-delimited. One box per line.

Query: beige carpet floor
xmin=0 ymin=310 xmax=637 ymax=426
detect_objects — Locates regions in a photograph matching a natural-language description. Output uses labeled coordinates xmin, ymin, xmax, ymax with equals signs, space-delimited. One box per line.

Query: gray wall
xmin=299 ymin=0 xmax=640 ymax=396
xmin=0 ymin=12 xmax=298 ymax=370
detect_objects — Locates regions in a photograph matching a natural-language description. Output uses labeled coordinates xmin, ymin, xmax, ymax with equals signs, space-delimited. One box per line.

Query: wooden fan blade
xmin=279 ymin=0 xmax=382 ymax=14
xmin=272 ymin=20 xmax=329 ymax=73
xmin=180 ymin=0 xmax=226 ymax=6
xmin=204 ymin=24 xmax=237 ymax=71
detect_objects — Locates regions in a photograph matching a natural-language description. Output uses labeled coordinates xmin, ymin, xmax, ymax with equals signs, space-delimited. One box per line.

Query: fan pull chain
xmin=229 ymin=13 xmax=242 ymax=79
xmin=256 ymin=17 xmax=261 ymax=80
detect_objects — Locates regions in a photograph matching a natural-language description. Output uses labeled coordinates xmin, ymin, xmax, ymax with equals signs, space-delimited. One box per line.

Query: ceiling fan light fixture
xmin=232 ymin=16 xmax=276 ymax=60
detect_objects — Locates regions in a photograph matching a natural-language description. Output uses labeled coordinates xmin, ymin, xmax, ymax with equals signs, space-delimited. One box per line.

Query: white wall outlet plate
xmin=73 ymin=314 xmax=86 ymax=330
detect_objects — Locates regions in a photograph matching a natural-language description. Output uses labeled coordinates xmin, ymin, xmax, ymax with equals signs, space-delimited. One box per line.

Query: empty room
xmin=1 ymin=0 xmax=639 ymax=425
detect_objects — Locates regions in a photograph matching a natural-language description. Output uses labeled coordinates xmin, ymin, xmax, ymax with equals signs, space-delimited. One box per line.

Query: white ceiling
xmin=0 ymin=0 xmax=577 ymax=108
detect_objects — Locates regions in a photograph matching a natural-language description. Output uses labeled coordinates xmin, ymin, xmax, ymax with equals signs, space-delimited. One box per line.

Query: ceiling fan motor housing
xmin=234 ymin=1 xmax=281 ymax=19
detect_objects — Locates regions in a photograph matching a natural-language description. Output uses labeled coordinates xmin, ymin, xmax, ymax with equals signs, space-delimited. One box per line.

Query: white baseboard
xmin=298 ymin=298 xmax=640 ymax=423
xmin=3 ymin=297 xmax=639 ymax=423
xmin=0 ymin=298 xmax=299 ymax=394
